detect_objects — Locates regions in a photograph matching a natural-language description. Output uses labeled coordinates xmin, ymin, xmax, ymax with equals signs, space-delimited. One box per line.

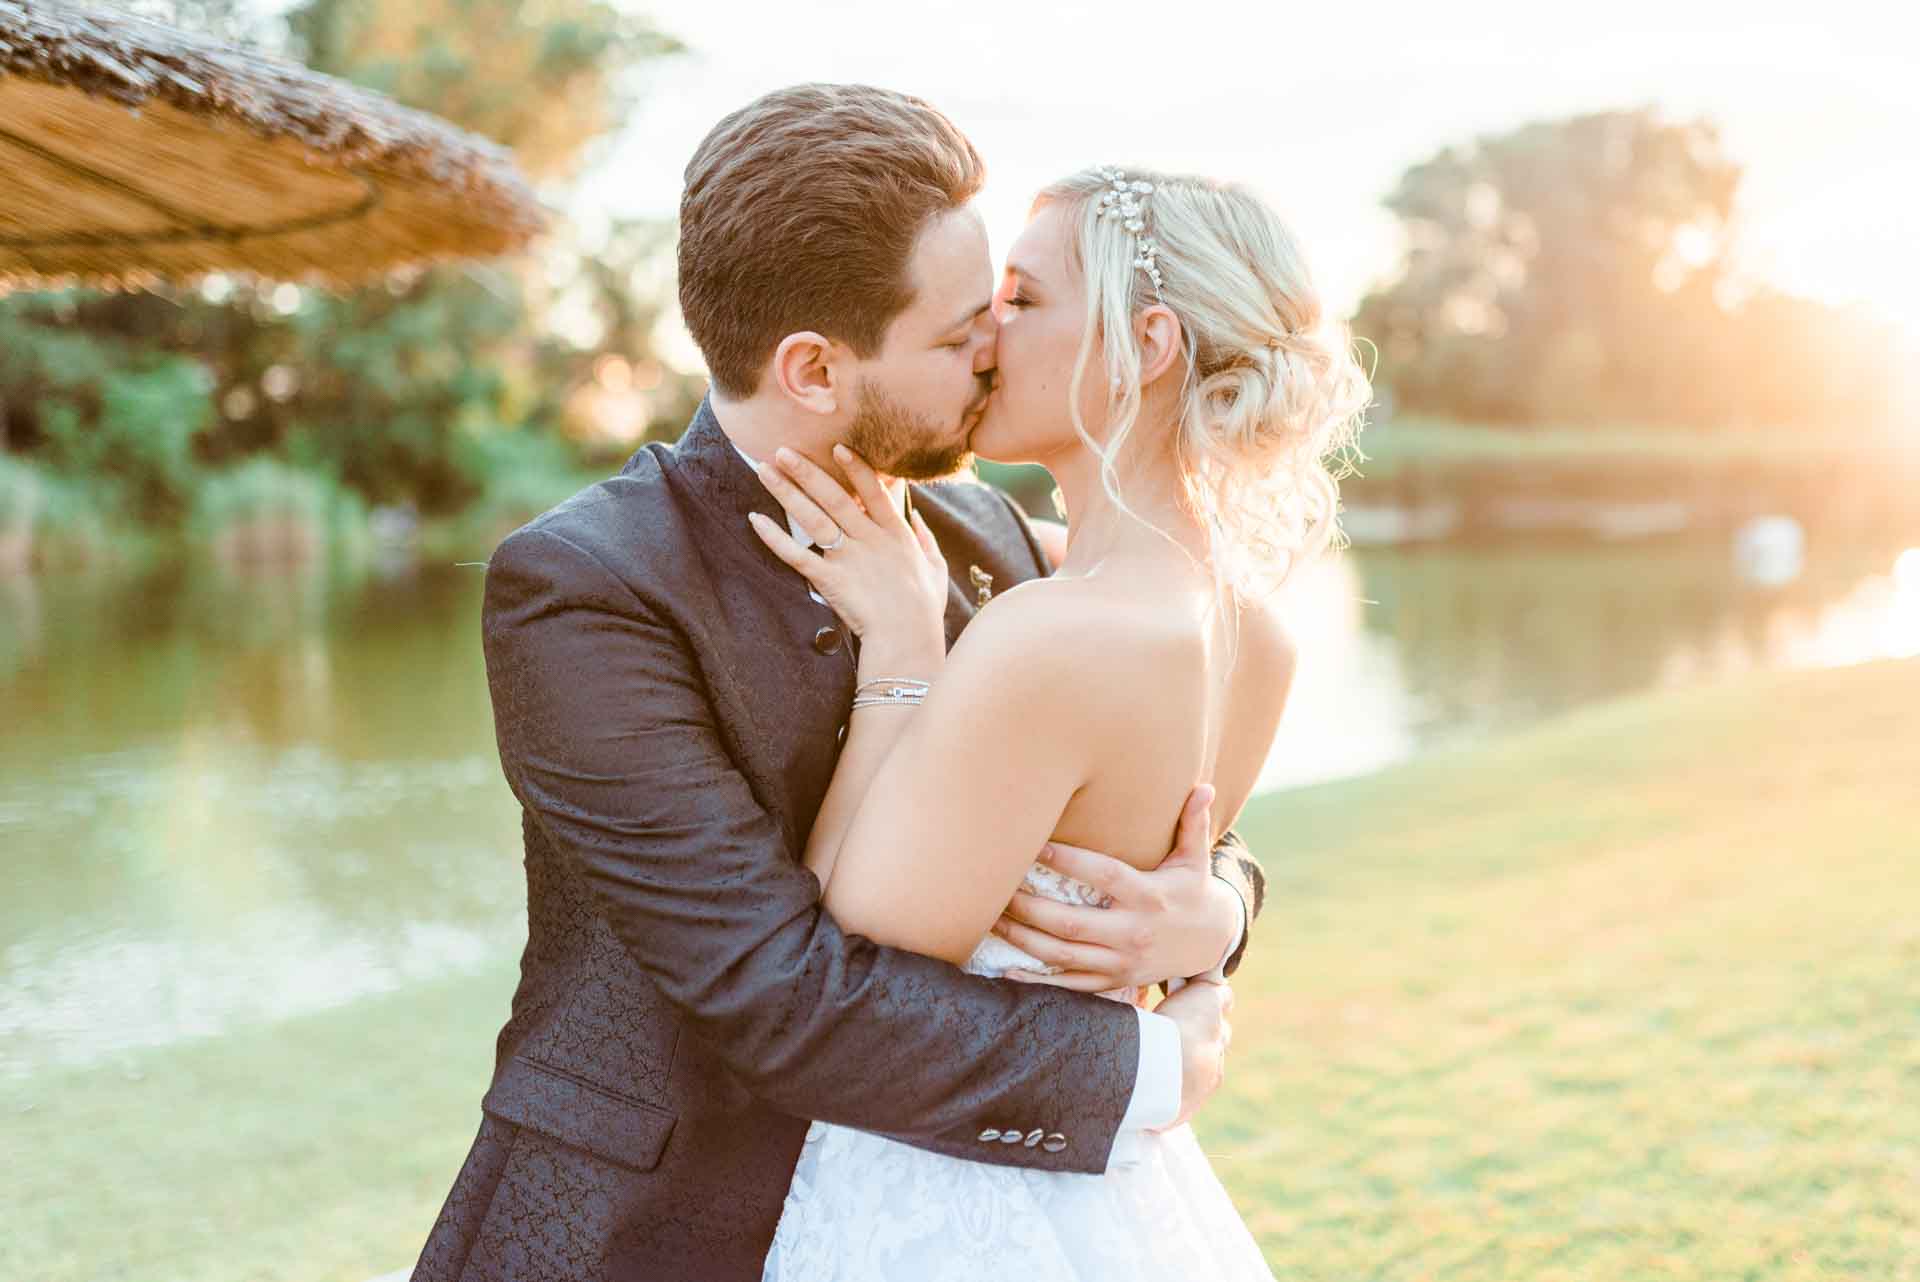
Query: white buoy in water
xmin=1733 ymin=515 xmax=1805 ymax=587
xmin=1896 ymin=547 xmax=1920 ymax=589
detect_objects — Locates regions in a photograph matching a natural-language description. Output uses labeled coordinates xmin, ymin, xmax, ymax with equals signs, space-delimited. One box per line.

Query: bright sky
xmin=575 ymin=0 xmax=1920 ymax=344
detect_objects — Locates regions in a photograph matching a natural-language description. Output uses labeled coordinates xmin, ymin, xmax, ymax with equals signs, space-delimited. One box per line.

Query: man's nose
xmin=973 ymin=311 xmax=1001 ymax=376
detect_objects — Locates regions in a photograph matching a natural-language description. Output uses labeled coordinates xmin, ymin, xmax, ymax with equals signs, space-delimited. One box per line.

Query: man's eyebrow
xmin=941 ymin=299 xmax=993 ymax=336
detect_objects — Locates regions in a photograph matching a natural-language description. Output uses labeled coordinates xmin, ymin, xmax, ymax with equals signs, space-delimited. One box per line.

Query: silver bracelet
xmin=854 ymin=677 xmax=930 ymax=696
xmin=850 ymin=692 xmax=926 ymax=710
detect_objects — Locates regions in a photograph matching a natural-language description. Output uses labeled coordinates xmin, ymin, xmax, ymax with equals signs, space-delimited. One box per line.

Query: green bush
xmin=190 ymin=458 xmax=370 ymax=565
xmin=419 ymin=427 xmax=604 ymax=561
xmin=0 ymin=456 xmax=116 ymax=571
xmin=0 ymin=454 xmax=39 ymax=530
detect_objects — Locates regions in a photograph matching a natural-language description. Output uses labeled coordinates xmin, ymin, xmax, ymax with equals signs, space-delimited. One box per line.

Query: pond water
xmin=4 ymin=530 xmax=1917 ymax=1081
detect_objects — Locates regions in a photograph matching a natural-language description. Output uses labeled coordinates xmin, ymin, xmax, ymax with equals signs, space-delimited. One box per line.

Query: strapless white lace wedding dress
xmin=762 ymin=862 xmax=1276 ymax=1281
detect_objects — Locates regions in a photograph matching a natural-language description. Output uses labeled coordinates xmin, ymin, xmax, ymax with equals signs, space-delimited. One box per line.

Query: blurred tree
xmin=1355 ymin=107 xmax=1902 ymax=432
xmin=287 ymin=0 xmax=678 ymax=182
xmin=0 ymin=299 xmax=211 ymax=522
xmin=543 ymin=215 xmax=706 ymax=452
xmin=266 ymin=0 xmax=690 ymax=511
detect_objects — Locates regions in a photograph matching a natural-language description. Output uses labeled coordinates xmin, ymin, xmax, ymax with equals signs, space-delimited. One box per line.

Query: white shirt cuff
xmin=1105 ymin=1008 xmax=1181 ymax=1170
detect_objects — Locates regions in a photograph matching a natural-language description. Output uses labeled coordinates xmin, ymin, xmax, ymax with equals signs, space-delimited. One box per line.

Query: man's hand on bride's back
xmin=993 ymin=784 xmax=1241 ymax=991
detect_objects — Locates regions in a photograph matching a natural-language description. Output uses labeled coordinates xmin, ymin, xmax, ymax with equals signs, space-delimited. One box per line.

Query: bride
xmin=747 ymin=166 xmax=1369 ymax=1280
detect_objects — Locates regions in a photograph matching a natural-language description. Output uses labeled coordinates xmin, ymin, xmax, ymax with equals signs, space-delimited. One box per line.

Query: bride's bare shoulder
xmin=966 ymin=576 xmax=1295 ymax=671
xmin=951 ymin=573 xmax=1118 ymax=653
xmin=948 ymin=574 xmax=1201 ymax=694
xmin=943 ymin=575 xmax=1143 ymax=681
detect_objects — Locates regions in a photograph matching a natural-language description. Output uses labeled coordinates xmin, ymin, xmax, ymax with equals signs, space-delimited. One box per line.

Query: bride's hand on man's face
xmin=748 ymin=444 xmax=949 ymax=664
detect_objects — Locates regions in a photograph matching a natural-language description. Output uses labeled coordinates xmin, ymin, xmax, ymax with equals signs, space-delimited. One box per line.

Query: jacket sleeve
xmin=481 ymin=524 xmax=1139 ymax=1174
xmin=1210 ymin=829 xmax=1266 ymax=977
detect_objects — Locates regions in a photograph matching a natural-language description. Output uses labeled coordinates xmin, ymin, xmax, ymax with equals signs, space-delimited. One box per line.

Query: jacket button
xmin=812 ymin=625 xmax=843 ymax=655
xmin=1041 ymin=1133 xmax=1067 ymax=1153
xmin=977 ymin=1128 xmax=1001 ymax=1142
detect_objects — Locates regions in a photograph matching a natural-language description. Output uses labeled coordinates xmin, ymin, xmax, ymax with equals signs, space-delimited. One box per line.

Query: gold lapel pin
xmin=969 ymin=564 xmax=994 ymax=608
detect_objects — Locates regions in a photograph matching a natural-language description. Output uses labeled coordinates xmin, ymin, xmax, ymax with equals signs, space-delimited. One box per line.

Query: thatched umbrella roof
xmin=0 ymin=1 xmax=548 ymax=292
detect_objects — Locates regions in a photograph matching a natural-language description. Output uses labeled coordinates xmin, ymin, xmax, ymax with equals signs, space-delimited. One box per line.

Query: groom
xmin=414 ymin=83 xmax=1268 ymax=1281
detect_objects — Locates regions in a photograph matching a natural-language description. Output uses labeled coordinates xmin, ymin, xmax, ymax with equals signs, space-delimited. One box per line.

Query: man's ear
xmin=770 ymin=331 xmax=844 ymax=416
xmin=1136 ymin=305 xmax=1185 ymax=387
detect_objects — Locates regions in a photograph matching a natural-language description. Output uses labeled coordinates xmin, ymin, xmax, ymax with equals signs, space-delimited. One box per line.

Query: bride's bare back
xmin=995 ymin=569 xmax=1295 ymax=872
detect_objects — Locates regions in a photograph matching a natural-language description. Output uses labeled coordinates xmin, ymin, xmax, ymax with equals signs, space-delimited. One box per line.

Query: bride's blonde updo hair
xmin=1037 ymin=167 xmax=1371 ymax=597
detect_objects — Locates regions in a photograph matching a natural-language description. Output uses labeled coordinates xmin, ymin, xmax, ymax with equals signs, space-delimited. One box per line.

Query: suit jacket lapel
xmin=940 ymin=577 xmax=975 ymax=647
xmin=656 ymin=397 xmax=798 ymax=591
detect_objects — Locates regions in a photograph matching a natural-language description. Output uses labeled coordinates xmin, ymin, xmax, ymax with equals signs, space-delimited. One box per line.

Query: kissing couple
xmin=413 ymin=82 xmax=1369 ymax=1281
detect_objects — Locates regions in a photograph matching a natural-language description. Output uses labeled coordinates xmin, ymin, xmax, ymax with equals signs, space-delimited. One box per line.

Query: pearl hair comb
xmin=1094 ymin=166 xmax=1163 ymax=299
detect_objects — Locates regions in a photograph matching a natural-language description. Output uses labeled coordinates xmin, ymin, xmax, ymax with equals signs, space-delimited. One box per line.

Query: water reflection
xmin=1256 ymin=558 xmax=1419 ymax=790
xmin=1 ymin=556 xmax=523 ymax=1080
xmin=1262 ymin=537 xmax=1920 ymax=793
xmin=1881 ymin=548 xmax=1920 ymax=659
xmin=3 ymin=536 xmax=1916 ymax=1076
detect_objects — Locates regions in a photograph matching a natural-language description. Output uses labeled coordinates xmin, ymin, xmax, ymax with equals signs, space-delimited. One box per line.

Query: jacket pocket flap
xmin=482 ymin=1058 xmax=676 ymax=1173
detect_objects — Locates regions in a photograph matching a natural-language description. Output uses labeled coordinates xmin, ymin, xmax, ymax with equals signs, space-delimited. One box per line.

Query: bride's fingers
xmin=831 ymin=443 xmax=897 ymax=527
xmin=909 ymin=508 xmax=945 ymax=573
xmin=752 ymin=460 xmax=841 ymax=549
xmin=774 ymin=447 xmax=872 ymax=539
xmin=747 ymin=511 xmax=827 ymax=581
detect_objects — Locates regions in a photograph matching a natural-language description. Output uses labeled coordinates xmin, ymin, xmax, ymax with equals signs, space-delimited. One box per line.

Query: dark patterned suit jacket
xmin=413 ymin=399 xmax=1266 ymax=1281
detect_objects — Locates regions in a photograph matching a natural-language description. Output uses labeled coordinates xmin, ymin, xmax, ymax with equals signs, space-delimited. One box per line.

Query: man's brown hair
xmin=678 ymin=83 xmax=987 ymax=399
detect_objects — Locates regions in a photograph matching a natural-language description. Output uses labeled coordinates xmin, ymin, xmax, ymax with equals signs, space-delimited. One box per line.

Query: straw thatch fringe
xmin=0 ymin=0 xmax=547 ymax=290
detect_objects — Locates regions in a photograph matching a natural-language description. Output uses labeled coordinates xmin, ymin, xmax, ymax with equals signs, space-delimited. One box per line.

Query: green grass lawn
xmin=1209 ymin=656 xmax=1920 ymax=1281
xmin=1 ymin=964 xmax=517 ymax=1282
xmin=6 ymin=659 xmax=1915 ymax=1281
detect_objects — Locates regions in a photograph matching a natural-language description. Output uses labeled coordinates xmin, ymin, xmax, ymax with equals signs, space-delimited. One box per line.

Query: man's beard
xmin=844 ymin=378 xmax=979 ymax=481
